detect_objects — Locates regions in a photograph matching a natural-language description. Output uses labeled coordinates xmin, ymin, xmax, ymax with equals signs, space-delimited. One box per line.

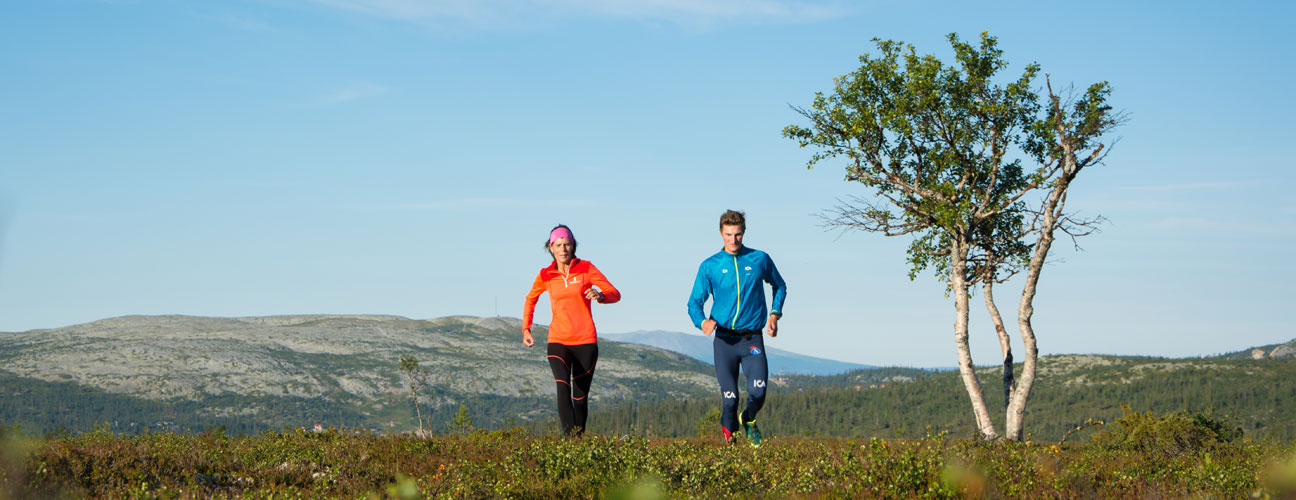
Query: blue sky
xmin=1 ymin=0 xmax=1293 ymax=367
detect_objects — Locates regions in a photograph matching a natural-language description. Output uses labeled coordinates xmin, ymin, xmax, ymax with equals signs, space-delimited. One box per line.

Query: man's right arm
xmin=687 ymin=262 xmax=711 ymax=330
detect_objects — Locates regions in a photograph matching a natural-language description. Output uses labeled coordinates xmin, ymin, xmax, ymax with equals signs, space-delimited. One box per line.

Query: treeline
xmin=0 ymin=372 xmax=259 ymax=434
xmin=6 ymin=356 xmax=1294 ymax=442
xmin=0 ymin=371 xmax=378 ymax=434
xmin=0 ymin=371 xmax=546 ymax=435
xmin=590 ymin=357 xmax=1296 ymax=442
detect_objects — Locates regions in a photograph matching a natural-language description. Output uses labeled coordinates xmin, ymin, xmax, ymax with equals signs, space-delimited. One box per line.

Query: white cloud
xmin=307 ymin=0 xmax=850 ymax=28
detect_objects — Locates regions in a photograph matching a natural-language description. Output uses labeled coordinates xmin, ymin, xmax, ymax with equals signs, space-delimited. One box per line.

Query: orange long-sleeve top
xmin=522 ymin=258 xmax=621 ymax=346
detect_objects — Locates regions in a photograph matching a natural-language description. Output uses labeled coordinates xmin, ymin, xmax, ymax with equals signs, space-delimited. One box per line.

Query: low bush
xmin=1091 ymin=405 xmax=1244 ymax=457
xmin=1 ymin=424 xmax=1291 ymax=499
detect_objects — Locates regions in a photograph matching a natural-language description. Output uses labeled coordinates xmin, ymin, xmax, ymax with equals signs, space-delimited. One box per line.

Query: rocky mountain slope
xmin=0 ymin=314 xmax=715 ymax=431
xmin=1218 ymin=338 xmax=1296 ymax=360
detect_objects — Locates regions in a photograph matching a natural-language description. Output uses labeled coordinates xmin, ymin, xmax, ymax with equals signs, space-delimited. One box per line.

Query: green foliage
xmin=397 ymin=356 xmax=418 ymax=373
xmin=449 ymin=405 xmax=474 ymax=434
xmin=6 ymin=431 xmax=1291 ymax=498
xmin=0 ymin=367 xmax=554 ymax=436
xmin=1091 ymin=405 xmax=1243 ymax=457
xmin=782 ymin=31 xmax=1054 ymax=284
xmin=380 ymin=474 xmax=421 ymax=500
xmin=1263 ymin=451 xmax=1296 ymax=496
xmin=0 ymin=370 xmax=338 ymax=435
xmin=603 ymin=475 xmax=665 ymax=500
xmin=783 ymin=31 xmax=1124 ymax=442
xmin=398 ymin=355 xmax=432 ymax=433
xmin=1 ymin=425 xmax=40 ymax=499
xmin=694 ymin=407 xmax=720 ymax=438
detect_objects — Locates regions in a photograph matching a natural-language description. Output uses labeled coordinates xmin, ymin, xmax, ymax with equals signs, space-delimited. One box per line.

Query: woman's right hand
xmin=522 ymin=329 xmax=535 ymax=347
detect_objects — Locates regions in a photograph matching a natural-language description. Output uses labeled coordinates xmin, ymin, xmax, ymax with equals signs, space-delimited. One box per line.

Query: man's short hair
xmin=719 ymin=210 xmax=746 ymax=231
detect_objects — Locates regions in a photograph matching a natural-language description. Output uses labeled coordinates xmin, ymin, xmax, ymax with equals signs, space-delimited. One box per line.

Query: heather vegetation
xmin=3 ymin=408 xmax=1296 ymax=499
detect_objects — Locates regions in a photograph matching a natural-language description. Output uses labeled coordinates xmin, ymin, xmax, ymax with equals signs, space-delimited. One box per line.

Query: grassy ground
xmin=5 ymin=406 xmax=1296 ymax=499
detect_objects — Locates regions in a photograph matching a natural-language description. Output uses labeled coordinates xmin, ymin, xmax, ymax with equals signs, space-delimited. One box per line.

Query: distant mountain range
xmin=600 ymin=330 xmax=873 ymax=376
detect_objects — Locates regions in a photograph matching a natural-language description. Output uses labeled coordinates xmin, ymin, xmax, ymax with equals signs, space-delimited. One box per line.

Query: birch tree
xmin=1004 ymin=77 xmax=1120 ymax=440
xmin=399 ymin=356 xmax=433 ymax=437
xmin=783 ymin=32 xmax=1120 ymax=440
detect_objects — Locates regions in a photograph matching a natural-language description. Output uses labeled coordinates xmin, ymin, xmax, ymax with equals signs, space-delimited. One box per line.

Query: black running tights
xmin=546 ymin=342 xmax=598 ymax=436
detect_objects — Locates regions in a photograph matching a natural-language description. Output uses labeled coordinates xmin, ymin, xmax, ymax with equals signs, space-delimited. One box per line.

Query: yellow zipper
xmin=731 ymin=255 xmax=741 ymax=328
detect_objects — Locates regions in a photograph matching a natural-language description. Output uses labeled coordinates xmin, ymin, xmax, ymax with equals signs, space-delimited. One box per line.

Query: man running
xmin=687 ymin=210 xmax=786 ymax=447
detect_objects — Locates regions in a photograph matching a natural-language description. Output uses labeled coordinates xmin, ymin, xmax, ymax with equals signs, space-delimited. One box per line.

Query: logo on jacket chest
xmin=720 ymin=266 xmax=754 ymax=278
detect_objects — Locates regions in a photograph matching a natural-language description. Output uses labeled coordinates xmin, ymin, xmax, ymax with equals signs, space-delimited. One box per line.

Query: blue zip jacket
xmin=688 ymin=246 xmax=787 ymax=331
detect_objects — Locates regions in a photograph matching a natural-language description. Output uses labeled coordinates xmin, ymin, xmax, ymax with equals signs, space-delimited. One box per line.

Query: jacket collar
xmin=719 ymin=246 xmax=751 ymax=257
xmin=544 ymin=257 xmax=582 ymax=273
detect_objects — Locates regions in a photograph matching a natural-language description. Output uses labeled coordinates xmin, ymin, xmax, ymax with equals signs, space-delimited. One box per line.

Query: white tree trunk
xmin=984 ymin=281 xmax=1014 ymax=406
xmin=1006 ymin=158 xmax=1073 ymax=441
xmin=952 ymin=238 xmax=998 ymax=439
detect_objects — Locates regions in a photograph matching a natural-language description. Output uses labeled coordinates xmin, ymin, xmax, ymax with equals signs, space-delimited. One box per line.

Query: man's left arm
xmin=764 ymin=254 xmax=786 ymax=337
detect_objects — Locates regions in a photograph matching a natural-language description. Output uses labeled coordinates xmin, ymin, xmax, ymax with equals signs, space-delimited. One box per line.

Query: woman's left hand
xmin=584 ymin=288 xmax=604 ymax=302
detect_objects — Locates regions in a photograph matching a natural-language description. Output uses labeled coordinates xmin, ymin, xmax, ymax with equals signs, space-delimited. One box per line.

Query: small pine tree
xmin=450 ymin=404 xmax=473 ymax=434
xmin=695 ymin=407 xmax=721 ymax=438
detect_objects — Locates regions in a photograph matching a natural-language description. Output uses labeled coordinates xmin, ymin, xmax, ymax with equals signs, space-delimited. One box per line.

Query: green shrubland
xmin=3 ymin=409 xmax=1296 ymax=499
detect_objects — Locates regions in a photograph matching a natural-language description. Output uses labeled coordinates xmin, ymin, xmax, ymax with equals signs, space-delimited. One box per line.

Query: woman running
xmin=522 ymin=224 xmax=620 ymax=436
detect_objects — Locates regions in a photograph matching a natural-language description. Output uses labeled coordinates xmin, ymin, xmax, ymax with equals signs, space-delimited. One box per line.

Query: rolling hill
xmin=1218 ymin=337 xmax=1296 ymax=360
xmin=0 ymin=314 xmax=714 ymax=433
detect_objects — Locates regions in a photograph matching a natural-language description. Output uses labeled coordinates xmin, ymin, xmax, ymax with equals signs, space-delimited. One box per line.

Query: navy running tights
xmin=713 ymin=334 xmax=768 ymax=434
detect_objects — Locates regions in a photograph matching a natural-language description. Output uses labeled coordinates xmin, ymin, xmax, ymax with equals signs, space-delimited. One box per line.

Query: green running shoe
xmin=741 ymin=414 xmax=762 ymax=448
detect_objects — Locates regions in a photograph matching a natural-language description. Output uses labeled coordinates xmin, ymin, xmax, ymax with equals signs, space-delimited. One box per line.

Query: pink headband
xmin=549 ymin=227 xmax=573 ymax=245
